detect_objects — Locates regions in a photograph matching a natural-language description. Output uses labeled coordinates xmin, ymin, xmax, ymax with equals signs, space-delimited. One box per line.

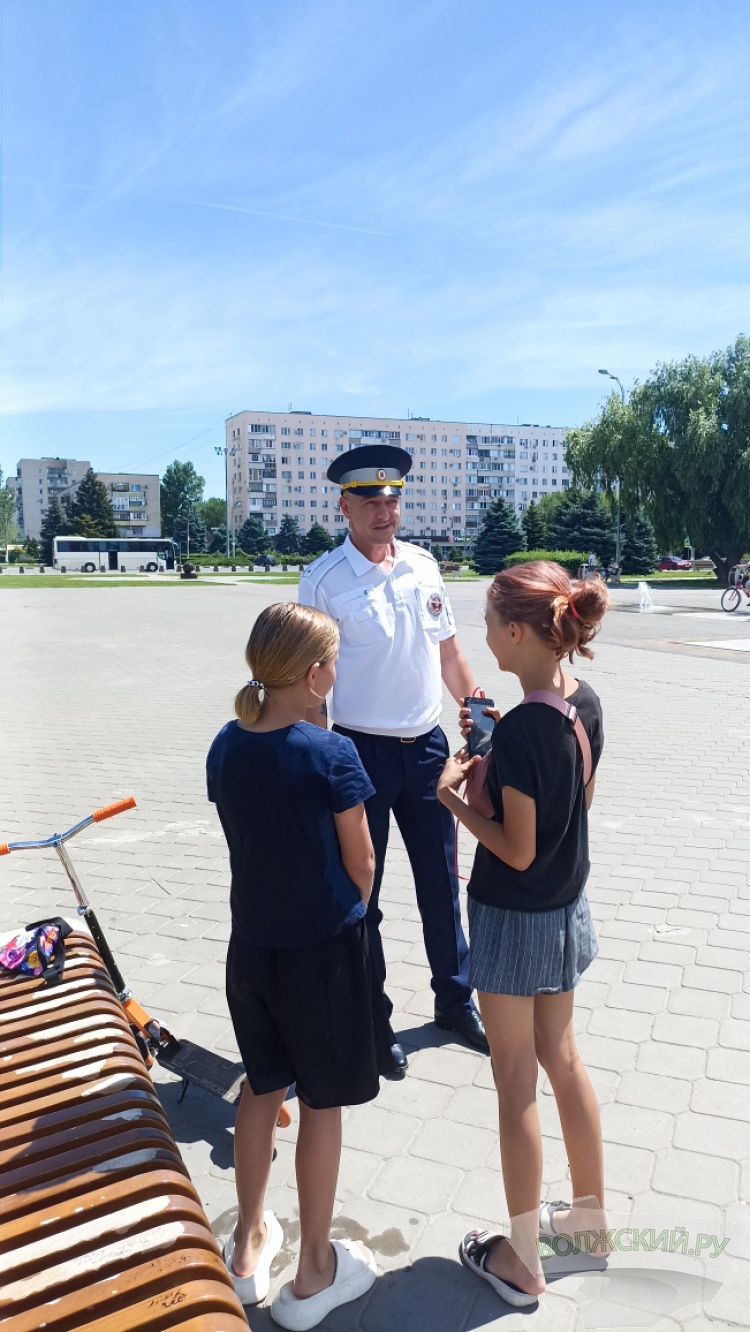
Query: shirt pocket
xmin=332 ymin=587 xmax=395 ymax=646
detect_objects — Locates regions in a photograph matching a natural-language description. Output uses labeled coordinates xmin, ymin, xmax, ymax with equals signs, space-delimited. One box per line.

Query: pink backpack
xmin=464 ymin=692 xmax=593 ymax=819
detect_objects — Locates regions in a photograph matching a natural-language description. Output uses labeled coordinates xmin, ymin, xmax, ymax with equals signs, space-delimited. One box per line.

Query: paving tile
xmin=652 ymin=1148 xmax=738 ymax=1206
xmin=601 ymin=1101 xmax=673 ymax=1150
xmin=450 ymin=1167 xmax=509 ymax=1226
xmin=410 ymin=1118 xmax=496 ymax=1171
xmin=652 ymin=1013 xmax=720 ymax=1048
xmin=637 ymin=1038 xmax=708 ymax=1083
xmin=617 ymin=1069 xmax=692 ymax=1114
xmin=673 ymin=1110 xmax=750 ymax=1161
xmin=331 ymin=1197 xmax=426 ymax=1271
xmin=343 ymin=1104 xmax=421 ymax=1157
xmin=706 ymin=1047 xmax=750 ymax=1085
xmin=370 ymin=1155 xmax=462 ymax=1216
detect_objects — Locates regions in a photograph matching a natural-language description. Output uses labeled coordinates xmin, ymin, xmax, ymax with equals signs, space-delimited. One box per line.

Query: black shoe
xmin=434 ymin=1006 xmax=490 ymax=1054
xmin=381 ymin=1041 xmax=408 ymax=1080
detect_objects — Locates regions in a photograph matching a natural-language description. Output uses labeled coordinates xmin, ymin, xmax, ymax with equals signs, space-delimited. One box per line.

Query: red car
xmin=657 ymin=555 xmax=692 ymax=571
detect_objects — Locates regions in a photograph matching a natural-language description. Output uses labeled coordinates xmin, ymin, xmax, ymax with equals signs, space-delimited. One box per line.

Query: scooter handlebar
xmin=92 ymin=797 xmax=137 ymax=823
xmin=0 ymin=844 xmax=8 ymax=857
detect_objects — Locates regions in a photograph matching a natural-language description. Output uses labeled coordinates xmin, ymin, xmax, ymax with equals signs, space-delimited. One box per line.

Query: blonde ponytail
xmin=234 ymin=602 xmax=339 ymax=722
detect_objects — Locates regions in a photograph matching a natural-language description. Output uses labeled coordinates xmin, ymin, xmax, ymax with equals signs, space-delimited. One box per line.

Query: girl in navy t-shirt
xmin=437 ymin=562 xmax=610 ymax=1309
xmin=207 ymin=602 xmax=385 ymax=1328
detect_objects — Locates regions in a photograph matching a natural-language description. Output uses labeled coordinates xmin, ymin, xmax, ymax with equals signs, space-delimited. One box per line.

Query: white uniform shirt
xmin=298 ymin=536 xmax=456 ymax=738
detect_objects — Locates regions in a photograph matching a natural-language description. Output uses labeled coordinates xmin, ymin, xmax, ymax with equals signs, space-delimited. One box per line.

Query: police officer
xmin=298 ymin=444 xmax=488 ymax=1075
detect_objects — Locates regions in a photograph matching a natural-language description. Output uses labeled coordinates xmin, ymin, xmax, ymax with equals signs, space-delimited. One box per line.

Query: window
xmin=430 ymin=448 xmax=437 ymax=456
xmin=453 ymin=436 xmax=461 ymax=444
xmin=310 ymin=500 xmax=317 ymax=507
xmin=404 ymin=502 xmax=415 ymax=510
xmin=309 ymin=471 xmax=316 ymax=479
xmin=310 ymin=486 xmax=317 ymax=494
xmin=405 ymin=433 xmax=414 ymax=441
xmin=282 ymin=470 xmax=291 ymax=479
xmin=321 ymin=429 xmax=327 ymax=437
xmin=309 ymin=429 xmax=316 ymax=437
xmin=309 ymin=442 xmax=316 ymax=451
xmin=298 ymin=471 xmax=305 ymax=479
xmin=334 ymin=430 xmax=346 ymax=438
xmin=441 ymin=435 xmax=448 ymax=442
xmin=321 ymin=441 xmax=328 ymax=451
xmin=295 ymin=428 xmax=304 ymax=436
xmin=441 ymin=449 xmax=447 ymax=456
xmin=281 ymin=428 xmax=290 ymax=436
xmin=281 ymin=456 xmax=289 ymax=464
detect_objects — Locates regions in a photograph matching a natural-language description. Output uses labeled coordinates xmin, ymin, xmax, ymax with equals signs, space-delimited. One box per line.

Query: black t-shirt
xmin=468 ymin=680 xmax=603 ymax=912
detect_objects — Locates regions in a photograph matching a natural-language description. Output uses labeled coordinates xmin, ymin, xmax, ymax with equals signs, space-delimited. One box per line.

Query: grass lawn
xmin=620 ymin=573 xmax=720 ymax=589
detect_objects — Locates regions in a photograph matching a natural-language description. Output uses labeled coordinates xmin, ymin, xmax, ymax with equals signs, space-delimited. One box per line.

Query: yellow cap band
xmin=340 ymin=478 xmax=406 ymax=491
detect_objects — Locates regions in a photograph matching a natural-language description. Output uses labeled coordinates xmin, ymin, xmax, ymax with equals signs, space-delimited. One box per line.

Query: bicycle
xmin=0 ymin=796 xmax=291 ymax=1122
xmin=721 ymin=568 xmax=750 ymax=613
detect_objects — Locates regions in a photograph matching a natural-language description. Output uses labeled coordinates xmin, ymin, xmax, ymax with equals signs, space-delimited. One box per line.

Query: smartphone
xmin=464 ymin=696 xmax=496 ymax=758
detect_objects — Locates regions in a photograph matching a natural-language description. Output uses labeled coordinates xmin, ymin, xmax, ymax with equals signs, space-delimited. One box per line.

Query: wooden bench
xmin=0 ymin=931 xmax=249 ymax=1330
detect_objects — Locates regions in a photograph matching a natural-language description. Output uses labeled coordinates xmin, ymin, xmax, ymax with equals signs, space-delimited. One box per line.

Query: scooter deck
xmin=157 ymin=1038 xmax=246 ymax=1103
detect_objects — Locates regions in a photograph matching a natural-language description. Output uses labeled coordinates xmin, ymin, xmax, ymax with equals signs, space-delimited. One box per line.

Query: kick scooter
xmin=0 ymin=796 xmax=291 ymax=1124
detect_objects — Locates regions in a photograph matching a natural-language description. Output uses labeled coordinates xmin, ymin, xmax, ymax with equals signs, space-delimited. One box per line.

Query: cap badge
xmin=376 ymin=469 xmax=387 ymax=481
xmin=427 ymin=592 xmax=443 ymax=618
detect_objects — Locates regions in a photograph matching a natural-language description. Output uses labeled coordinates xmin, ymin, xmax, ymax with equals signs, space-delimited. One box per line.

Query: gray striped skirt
xmin=468 ymin=891 xmax=598 ymax=996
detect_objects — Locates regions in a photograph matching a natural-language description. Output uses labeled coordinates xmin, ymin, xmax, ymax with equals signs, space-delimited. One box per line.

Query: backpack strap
xmin=522 ymin=691 xmax=593 ymax=787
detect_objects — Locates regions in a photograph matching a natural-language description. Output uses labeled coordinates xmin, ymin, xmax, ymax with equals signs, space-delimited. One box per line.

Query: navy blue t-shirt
xmin=206 ymin=720 xmax=375 ymax=949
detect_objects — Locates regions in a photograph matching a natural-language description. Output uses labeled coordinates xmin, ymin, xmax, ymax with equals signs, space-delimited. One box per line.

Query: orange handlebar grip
xmin=0 ymin=844 xmax=9 ymax=857
xmin=92 ymin=796 xmax=137 ymax=823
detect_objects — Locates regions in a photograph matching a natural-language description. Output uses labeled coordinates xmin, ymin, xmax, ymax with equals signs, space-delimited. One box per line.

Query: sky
xmin=2 ymin=0 xmax=749 ymax=499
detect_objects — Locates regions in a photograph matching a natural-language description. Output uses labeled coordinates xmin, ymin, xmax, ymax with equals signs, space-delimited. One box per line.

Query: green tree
xmin=473 ymin=499 xmax=525 ymax=575
xmin=0 ymin=489 xmax=17 ymax=560
xmin=200 ymin=497 xmax=226 ymax=530
xmin=566 ymin=335 xmax=750 ymax=583
xmin=620 ymin=509 xmax=659 ymax=576
xmin=236 ymin=515 xmax=267 ymax=555
xmin=70 ymin=468 xmax=117 ymax=538
xmin=173 ymin=502 xmax=207 ymax=556
xmin=160 ymin=461 xmax=205 ymax=538
xmin=303 ymin=522 xmax=334 ymax=556
xmin=521 ymin=501 xmax=546 ymax=550
xmin=275 ymin=515 xmax=303 ymax=555
xmin=208 ymin=525 xmax=228 ymax=554
xmin=23 ymin=535 xmax=41 ymax=562
xmin=333 ymin=530 xmax=347 ymax=547
xmin=548 ymin=491 xmax=615 ymax=566
xmin=40 ymin=496 xmax=74 ymax=566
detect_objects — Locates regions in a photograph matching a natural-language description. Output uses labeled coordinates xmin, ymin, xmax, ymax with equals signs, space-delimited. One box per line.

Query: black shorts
xmin=226 ymin=920 xmax=387 ymax=1110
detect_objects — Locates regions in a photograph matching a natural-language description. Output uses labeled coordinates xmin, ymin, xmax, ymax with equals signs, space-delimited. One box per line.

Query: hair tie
xmin=568 ymin=602 xmax=583 ymax=622
xmin=247 ymin=678 xmax=265 ymax=689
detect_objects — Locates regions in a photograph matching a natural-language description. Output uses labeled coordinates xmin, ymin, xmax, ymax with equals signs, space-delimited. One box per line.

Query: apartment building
xmin=6 ymin=458 xmax=160 ymax=539
xmin=225 ymin=411 xmax=570 ymax=542
xmin=8 ymin=457 xmax=91 ymax=540
xmin=97 ymin=474 xmax=161 ymax=539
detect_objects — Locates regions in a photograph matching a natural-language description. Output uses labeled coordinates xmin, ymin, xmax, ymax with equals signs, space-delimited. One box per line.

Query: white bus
xmin=52 ymin=537 xmax=178 ymax=573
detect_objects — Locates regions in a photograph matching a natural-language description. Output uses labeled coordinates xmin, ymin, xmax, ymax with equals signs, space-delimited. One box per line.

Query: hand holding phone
xmin=463 ymin=695 xmax=497 ymax=757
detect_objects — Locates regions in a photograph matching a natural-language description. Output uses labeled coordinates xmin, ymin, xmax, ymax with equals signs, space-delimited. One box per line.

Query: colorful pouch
xmin=0 ymin=917 xmax=72 ymax=986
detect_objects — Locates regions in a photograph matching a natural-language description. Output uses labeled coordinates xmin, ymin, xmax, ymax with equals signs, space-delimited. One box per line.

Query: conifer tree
xmin=620 ymin=509 xmax=659 ymax=575
xmin=521 ymin=501 xmax=547 ymax=550
xmin=70 ymin=468 xmax=118 ymax=538
xmin=548 ymin=491 xmax=615 ymax=565
xmin=236 ymin=515 xmax=267 ymax=555
xmin=303 ymin=523 xmax=334 ymax=556
xmin=472 ymin=498 xmax=525 ymax=575
xmin=40 ymin=496 xmax=73 ymax=566
xmin=275 ymin=515 xmax=303 ymax=555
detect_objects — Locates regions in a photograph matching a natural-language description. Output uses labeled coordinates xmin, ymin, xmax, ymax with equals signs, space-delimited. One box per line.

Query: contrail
xmin=169 ymin=195 xmax=393 ymax=238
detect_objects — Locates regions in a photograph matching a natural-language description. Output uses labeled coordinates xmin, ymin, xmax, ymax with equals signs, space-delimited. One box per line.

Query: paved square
xmin=1 ymin=579 xmax=749 ymax=1329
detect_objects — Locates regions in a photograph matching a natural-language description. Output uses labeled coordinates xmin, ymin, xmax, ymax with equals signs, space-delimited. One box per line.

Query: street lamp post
xmin=215 ymin=444 xmax=239 ymax=558
xmin=598 ymin=368 xmax=626 ymax=570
